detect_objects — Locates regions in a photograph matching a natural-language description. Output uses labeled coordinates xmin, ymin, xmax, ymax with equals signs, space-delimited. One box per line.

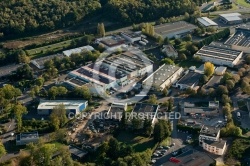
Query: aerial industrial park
xmin=0 ymin=1 xmax=250 ymax=166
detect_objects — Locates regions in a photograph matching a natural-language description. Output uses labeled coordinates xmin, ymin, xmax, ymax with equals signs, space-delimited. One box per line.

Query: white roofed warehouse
xmin=197 ymin=17 xmax=218 ymax=28
xmin=142 ymin=64 xmax=183 ymax=91
xmin=194 ymin=45 xmax=243 ymax=67
xmin=37 ymin=100 xmax=88 ymax=115
xmin=63 ymin=45 xmax=94 ymax=57
xmin=219 ymin=13 xmax=243 ymax=24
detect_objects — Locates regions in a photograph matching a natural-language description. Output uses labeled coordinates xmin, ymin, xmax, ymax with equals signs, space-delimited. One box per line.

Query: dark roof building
xmin=69 ymin=145 xmax=88 ymax=161
xmin=176 ymin=71 xmax=202 ymax=90
xmin=16 ymin=131 xmax=39 ymax=145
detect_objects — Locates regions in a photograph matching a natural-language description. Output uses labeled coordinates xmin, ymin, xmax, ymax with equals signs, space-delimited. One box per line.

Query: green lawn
xmin=116 ymin=131 xmax=157 ymax=152
xmin=160 ymin=137 xmax=171 ymax=146
xmin=177 ymin=60 xmax=203 ymax=68
xmin=26 ymin=39 xmax=72 ymax=58
xmin=236 ymin=0 xmax=250 ymax=8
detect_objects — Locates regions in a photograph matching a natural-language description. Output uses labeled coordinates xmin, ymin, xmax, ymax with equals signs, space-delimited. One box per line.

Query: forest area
xmin=0 ymin=0 xmax=208 ymax=39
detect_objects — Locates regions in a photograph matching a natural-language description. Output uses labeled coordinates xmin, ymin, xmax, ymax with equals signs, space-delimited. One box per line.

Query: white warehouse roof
xmin=38 ymin=100 xmax=88 ymax=110
xmin=219 ymin=13 xmax=242 ymax=22
xmin=63 ymin=45 xmax=94 ymax=57
xmin=197 ymin=17 xmax=218 ymax=27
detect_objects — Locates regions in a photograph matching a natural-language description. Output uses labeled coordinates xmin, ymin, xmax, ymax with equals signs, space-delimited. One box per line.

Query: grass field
xmin=26 ymin=39 xmax=73 ymax=58
xmin=236 ymin=0 xmax=250 ymax=7
xmin=116 ymin=131 xmax=157 ymax=152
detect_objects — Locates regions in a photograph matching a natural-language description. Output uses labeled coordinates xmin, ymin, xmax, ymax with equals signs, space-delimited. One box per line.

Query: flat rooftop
xmin=38 ymin=100 xmax=87 ymax=110
xmin=121 ymin=31 xmax=141 ymax=38
xmin=162 ymin=45 xmax=178 ymax=54
xmin=66 ymin=78 xmax=88 ymax=87
xmin=177 ymin=71 xmax=202 ymax=86
xmin=197 ymin=17 xmax=218 ymax=27
xmin=133 ymin=103 xmax=158 ymax=113
xmin=107 ymin=105 xmax=124 ymax=119
xmin=200 ymin=125 xmax=220 ymax=137
xmin=204 ymin=140 xmax=226 ymax=149
xmin=219 ymin=13 xmax=242 ymax=22
xmin=87 ymin=63 xmax=127 ymax=79
xmin=72 ymin=67 xmax=115 ymax=85
xmin=195 ymin=45 xmax=242 ymax=62
xmin=16 ymin=132 xmax=39 ymax=141
xmin=225 ymin=31 xmax=250 ymax=47
xmin=31 ymin=54 xmax=64 ymax=69
xmin=154 ymin=21 xmax=197 ymax=38
xmin=204 ymin=75 xmax=222 ymax=89
xmin=69 ymin=145 xmax=88 ymax=158
xmin=143 ymin=64 xmax=182 ymax=87
xmin=161 ymin=149 xmax=215 ymax=166
xmin=100 ymin=36 xmax=125 ymax=47
xmin=103 ymin=51 xmax=151 ymax=73
xmin=63 ymin=45 xmax=94 ymax=57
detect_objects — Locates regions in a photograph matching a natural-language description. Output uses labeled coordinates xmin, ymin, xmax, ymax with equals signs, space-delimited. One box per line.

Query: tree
xmin=178 ymin=53 xmax=187 ymax=60
xmin=221 ymin=94 xmax=231 ymax=104
xmin=216 ymin=85 xmax=228 ymax=96
xmin=131 ymin=118 xmax=142 ymax=130
xmin=50 ymin=104 xmax=67 ymax=130
xmin=13 ymin=104 xmax=27 ymax=131
xmin=153 ymin=120 xmax=171 ymax=142
xmin=204 ymin=62 xmax=214 ymax=77
xmin=18 ymin=50 xmax=30 ymax=64
xmin=156 ymin=36 xmax=163 ymax=44
xmin=35 ymin=77 xmax=45 ymax=87
xmin=184 ymin=34 xmax=192 ymax=41
xmin=143 ymin=119 xmax=153 ymax=136
xmin=97 ymin=23 xmax=105 ymax=37
xmin=161 ymin=58 xmax=174 ymax=65
xmin=208 ymin=88 xmax=215 ymax=96
xmin=15 ymin=64 xmax=34 ymax=80
xmin=162 ymin=88 xmax=168 ymax=96
xmin=1 ymin=84 xmax=21 ymax=101
xmin=246 ymin=54 xmax=250 ymax=64
xmin=174 ymin=38 xmax=182 ymax=46
xmin=48 ymin=86 xmax=58 ymax=99
xmin=163 ymin=37 xmax=170 ymax=44
xmin=74 ymin=85 xmax=92 ymax=100
xmin=0 ymin=142 xmax=6 ymax=158
xmin=200 ymin=75 xmax=208 ymax=84
xmin=226 ymin=80 xmax=235 ymax=90
xmin=148 ymin=94 xmax=157 ymax=104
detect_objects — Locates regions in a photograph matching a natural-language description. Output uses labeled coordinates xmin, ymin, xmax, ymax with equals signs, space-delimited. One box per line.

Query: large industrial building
xmin=68 ymin=50 xmax=153 ymax=92
xmin=154 ymin=21 xmax=197 ymax=39
xmin=219 ymin=13 xmax=243 ymax=24
xmin=197 ymin=17 xmax=218 ymax=28
xmin=37 ymin=100 xmax=88 ymax=115
xmin=225 ymin=24 xmax=250 ymax=53
xmin=62 ymin=45 xmax=94 ymax=57
xmin=142 ymin=64 xmax=183 ymax=91
xmin=194 ymin=45 xmax=243 ymax=67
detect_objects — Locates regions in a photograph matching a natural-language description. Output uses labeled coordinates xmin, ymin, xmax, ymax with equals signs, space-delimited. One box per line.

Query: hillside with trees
xmin=0 ymin=0 xmax=206 ymax=38
xmin=0 ymin=0 xmax=101 ymax=38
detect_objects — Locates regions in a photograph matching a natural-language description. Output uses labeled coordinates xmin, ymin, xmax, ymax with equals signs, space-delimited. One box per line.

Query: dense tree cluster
xmin=0 ymin=0 xmax=101 ymax=37
xmin=94 ymin=137 xmax=152 ymax=166
xmin=106 ymin=0 xmax=201 ymax=23
xmin=153 ymin=120 xmax=171 ymax=142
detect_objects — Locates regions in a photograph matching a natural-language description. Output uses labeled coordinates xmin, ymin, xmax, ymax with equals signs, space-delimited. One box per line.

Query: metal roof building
xmin=63 ymin=45 xmax=94 ymax=57
xmin=142 ymin=64 xmax=183 ymax=91
xmin=37 ymin=100 xmax=88 ymax=115
xmin=194 ymin=45 xmax=243 ymax=67
xmin=197 ymin=17 xmax=218 ymax=27
xmin=16 ymin=131 xmax=39 ymax=145
xmin=219 ymin=13 xmax=243 ymax=24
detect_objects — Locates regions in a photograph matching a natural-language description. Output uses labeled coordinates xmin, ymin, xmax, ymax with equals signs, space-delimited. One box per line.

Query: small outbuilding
xmin=215 ymin=66 xmax=227 ymax=75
